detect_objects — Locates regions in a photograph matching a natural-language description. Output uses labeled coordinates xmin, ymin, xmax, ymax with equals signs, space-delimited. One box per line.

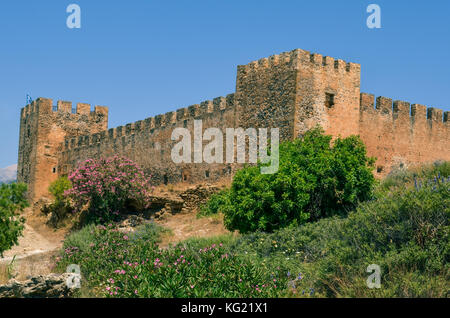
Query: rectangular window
xmin=325 ymin=93 xmax=335 ymax=108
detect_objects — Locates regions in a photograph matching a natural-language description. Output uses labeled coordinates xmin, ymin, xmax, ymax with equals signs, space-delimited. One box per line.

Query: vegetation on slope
xmin=56 ymin=161 xmax=449 ymax=297
xmin=0 ymin=183 xmax=27 ymax=257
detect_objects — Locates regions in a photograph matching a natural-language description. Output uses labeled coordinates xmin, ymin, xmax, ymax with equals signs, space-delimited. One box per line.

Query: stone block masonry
xmin=17 ymin=48 xmax=450 ymax=202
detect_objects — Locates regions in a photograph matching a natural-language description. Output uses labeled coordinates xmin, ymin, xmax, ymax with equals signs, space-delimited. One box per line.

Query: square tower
xmin=235 ymin=49 xmax=361 ymax=141
xmin=17 ymin=98 xmax=108 ymax=202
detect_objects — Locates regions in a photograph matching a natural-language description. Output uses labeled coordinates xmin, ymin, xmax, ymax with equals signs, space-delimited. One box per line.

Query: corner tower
xmin=17 ymin=98 xmax=108 ymax=202
xmin=235 ymin=49 xmax=361 ymax=140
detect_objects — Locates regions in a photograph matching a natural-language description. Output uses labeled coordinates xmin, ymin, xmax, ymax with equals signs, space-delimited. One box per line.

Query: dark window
xmin=377 ymin=166 xmax=383 ymax=173
xmin=53 ymin=167 xmax=56 ymax=173
xmin=163 ymin=174 xmax=168 ymax=185
xmin=325 ymin=93 xmax=335 ymax=108
xmin=205 ymin=170 xmax=210 ymax=178
xmin=183 ymin=174 xmax=187 ymax=181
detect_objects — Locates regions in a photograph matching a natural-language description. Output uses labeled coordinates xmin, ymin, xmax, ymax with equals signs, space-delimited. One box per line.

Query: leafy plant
xmin=49 ymin=176 xmax=72 ymax=204
xmin=204 ymin=127 xmax=376 ymax=233
xmin=44 ymin=176 xmax=73 ymax=227
xmin=0 ymin=183 xmax=28 ymax=256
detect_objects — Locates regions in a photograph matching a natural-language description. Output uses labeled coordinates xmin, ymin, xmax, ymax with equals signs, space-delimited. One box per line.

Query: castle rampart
xmin=358 ymin=92 xmax=449 ymax=174
xmin=18 ymin=49 xmax=450 ymax=202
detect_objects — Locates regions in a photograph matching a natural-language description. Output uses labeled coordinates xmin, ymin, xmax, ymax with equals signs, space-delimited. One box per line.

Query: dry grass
xmin=156 ymin=211 xmax=230 ymax=249
xmin=0 ymin=263 xmax=9 ymax=284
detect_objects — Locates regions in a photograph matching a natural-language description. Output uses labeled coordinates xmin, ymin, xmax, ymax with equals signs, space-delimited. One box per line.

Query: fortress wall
xmin=359 ymin=93 xmax=450 ymax=176
xmin=58 ymin=94 xmax=238 ymax=185
xmin=19 ymin=49 xmax=450 ymax=202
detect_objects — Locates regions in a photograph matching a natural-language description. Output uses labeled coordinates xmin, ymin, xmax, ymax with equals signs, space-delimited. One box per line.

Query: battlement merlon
xmin=360 ymin=93 xmax=448 ymax=125
xmin=237 ymin=48 xmax=361 ymax=76
xmin=21 ymin=97 xmax=109 ymax=119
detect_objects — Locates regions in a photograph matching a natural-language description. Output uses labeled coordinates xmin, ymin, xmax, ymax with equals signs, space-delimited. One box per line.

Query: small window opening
xmin=163 ymin=174 xmax=168 ymax=185
xmin=205 ymin=170 xmax=210 ymax=178
xmin=377 ymin=166 xmax=383 ymax=173
xmin=52 ymin=167 xmax=56 ymax=173
xmin=325 ymin=93 xmax=335 ymax=108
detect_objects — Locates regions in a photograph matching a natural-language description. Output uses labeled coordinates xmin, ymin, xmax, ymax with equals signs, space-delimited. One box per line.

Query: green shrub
xmin=378 ymin=160 xmax=450 ymax=194
xmin=198 ymin=189 xmax=231 ymax=217
xmin=205 ymin=127 xmax=376 ymax=233
xmin=45 ymin=176 xmax=73 ymax=228
xmin=49 ymin=176 xmax=72 ymax=204
xmin=0 ymin=183 xmax=28 ymax=256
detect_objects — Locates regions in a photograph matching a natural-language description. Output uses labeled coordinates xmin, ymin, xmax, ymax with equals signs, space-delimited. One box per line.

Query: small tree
xmin=49 ymin=176 xmax=72 ymax=204
xmin=44 ymin=176 xmax=73 ymax=227
xmin=65 ymin=156 xmax=152 ymax=224
xmin=0 ymin=183 xmax=28 ymax=256
xmin=205 ymin=127 xmax=376 ymax=233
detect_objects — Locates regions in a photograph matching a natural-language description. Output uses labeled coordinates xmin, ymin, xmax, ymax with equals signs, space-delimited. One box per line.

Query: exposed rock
xmin=117 ymin=215 xmax=148 ymax=232
xmin=0 ymin=273 xmax=76 ymax=298
xmin=179 ymin=184 xmax=221 ymax=212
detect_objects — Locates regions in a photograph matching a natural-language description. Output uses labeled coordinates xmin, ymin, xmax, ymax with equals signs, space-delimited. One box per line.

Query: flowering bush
xmin=55 ymin=224 xmax=292 ymax=297
xmin=65 ymin=156 xmax=152 ymax=224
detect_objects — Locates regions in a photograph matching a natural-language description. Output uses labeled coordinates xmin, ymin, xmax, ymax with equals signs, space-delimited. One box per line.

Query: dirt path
xmin=0 ymin=208 xmax=66 ymax=283
xmin=0 ymin=224 xmax=61 ymax=264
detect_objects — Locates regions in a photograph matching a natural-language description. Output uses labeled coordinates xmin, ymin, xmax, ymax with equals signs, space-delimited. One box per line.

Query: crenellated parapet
xmin=19 ymin=48 xmax=450 ymax=202
xmin=359 ymin=92 xmax=449 ymax=176
xmin=360 ymin=93 xmax=448 ymax=125
xmin=61 ymin=93 xmax=236 ymax=153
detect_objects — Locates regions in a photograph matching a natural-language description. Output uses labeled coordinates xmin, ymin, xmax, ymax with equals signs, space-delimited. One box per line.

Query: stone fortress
xmin=17 ymin=49 xmax=450 ymax=202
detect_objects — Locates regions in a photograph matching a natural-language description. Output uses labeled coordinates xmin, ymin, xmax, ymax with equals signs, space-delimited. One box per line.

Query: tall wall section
xmin=18 ymin=98 xmax=108 ymax=201
xmin=58 ymin=94 xmax=237 ymax=186
xmin=235 ymin=50 xmax=299 ymax=141
xmin=235 ymin=49 xmax=361 ymax=141
xmin=293 ymin=50 xmax=361 ymax=138
xmin=359 ymin=93 xmax=450 ymax=176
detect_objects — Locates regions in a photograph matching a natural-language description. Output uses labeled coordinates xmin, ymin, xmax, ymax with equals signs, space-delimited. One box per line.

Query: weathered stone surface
xmin=179 ymin=184 xmax=220 ymax=212
xmin=18 ymin=48 xmax=450 ymax=202
xmin=0 ymin=273 xmax=76 ymax=298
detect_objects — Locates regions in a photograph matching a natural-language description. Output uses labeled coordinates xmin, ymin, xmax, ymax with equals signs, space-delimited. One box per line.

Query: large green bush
xmin=0 ymin=183 xmax=28 ymax=256
xmin=225 ymin=167 xmax=450 ymax=297
xmin=204 ymin=128 xmax=376 ymax=233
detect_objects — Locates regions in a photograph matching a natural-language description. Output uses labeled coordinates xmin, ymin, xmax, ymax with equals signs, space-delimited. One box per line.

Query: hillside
xmin=0 ymin=164 xmax=17 ymax=184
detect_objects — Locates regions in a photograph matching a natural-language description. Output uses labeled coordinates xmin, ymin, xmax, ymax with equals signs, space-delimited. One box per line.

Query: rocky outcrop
xmin=179 ymin=184 xmax=221 ymax=212
xmin=0 ymin=273 xmax=76 ymax=298
xmin=148 ymin=184 xmax=221 ymax=220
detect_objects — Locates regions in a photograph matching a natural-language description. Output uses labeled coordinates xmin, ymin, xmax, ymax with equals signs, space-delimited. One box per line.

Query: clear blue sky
xmin=0 ymin=0 xmax=449 ymax=168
